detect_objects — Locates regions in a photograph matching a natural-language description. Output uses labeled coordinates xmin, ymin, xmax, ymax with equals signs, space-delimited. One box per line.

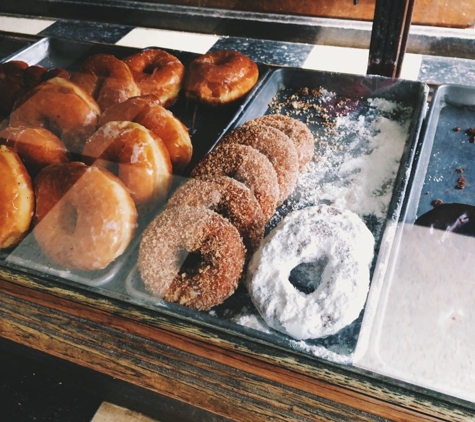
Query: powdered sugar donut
xmin=246 ymin=204 xmax=374 ymax=340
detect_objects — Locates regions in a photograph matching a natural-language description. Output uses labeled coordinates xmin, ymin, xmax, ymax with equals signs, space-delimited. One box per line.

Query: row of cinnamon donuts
xmin=137 ymin=114 xmax=315 ymax=311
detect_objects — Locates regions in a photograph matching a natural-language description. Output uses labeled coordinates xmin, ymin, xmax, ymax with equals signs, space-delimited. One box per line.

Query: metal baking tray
xmin=124 ymin=68 xmax=429 ymax=363
xmin=0 ymin=36 xmax=270 ymax=287
xmin=0 ymin=31 xmax=41 ymax=62
xmin=403 ymin=83 xmax=475 ymax=221
xmin=354 ymin=84 xmax=475 ymax=403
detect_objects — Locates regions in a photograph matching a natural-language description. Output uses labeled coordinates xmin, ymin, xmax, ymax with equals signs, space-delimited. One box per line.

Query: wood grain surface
xmin=1 ymin=266 xmax=473 ymax=421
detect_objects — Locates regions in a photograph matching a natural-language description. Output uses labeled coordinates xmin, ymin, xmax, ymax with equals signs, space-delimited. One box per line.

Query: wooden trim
xmin=132 ymin=0 xmax=475 ymax=29
xmin=1 ymin=267 xmax=473 ymax=421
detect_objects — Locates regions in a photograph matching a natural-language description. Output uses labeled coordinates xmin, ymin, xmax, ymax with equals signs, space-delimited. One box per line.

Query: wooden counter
xmin=1 ymin=264 xmax=473 ymax=421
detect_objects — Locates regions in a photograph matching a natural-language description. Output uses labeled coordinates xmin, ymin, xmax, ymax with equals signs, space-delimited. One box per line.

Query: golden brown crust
xmin=82 ymin=120 xmax=172 ymax=212
xmin=0 ymin=126 xmax=69 ymax=176
xmin=0 ymin=61 xmax=33 ymax=115
xmin=34 ymin=161 xmax=137 ymax=270
xmin=184 ymin=50 xmax=258 ymax=106
xmin=97 ymin=94 xmax=161 ymax=125
xmin=0 ymin=60 xmax=69 ymax=116
xmin=190 ymin=142 xmax=279 ymax=221
xmin=167 ymin=176 xmax=265 ymax=253
xmin=138 ymin=205 xmax=245 ymax=311
xmin=0 ymin=145 xmax=34 ymax=249
xmin=9 ymin=77 xmax=101 ymax=155
xmin=98 ymin=95 xmax=192 ymax=173
xmin=71 ymin=53 xmax=140 ymax=111
xmin=123 ymin=49 xmax=185 ymax=108
xmin=220 ymin=124 xmax=299 ymax=203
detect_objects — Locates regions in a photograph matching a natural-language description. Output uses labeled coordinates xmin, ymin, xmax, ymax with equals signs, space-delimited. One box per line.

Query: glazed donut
xmin=24 ymin=65 xmax=70 ymax=90
xmin=123 ymin=49 xmax=185 ymax=108
xmin=97 ymin=94 xmax=161 ymax=124
xmin=98 ymin=95 xmax=192 ymax=172
xmin=0 ymin=145 xmax=34 ymax=249
xmin=245 ymin=115 xmax=315 ymax=171
xmin=0 ymin=127 xmax=69 ymax=176
xmin=415 ymin=203 xmax=475 ymax=237
xmin=0 ymin=61 xmax=70 ymax=116
xmin=138 ymin=205 xmax=245 ymax=311
xmin=220 ymin=124 xmax=299 ymax=203
xmin=184 ymin=50 xmax=259 ymax=106
xmin=9 ymin=76 xmax=101 ymax=155
xmin=34 ymin=161 xmax=137 ymax=270
xmin=246 ymin=205 xmax=375 ymax=340
xmin=190 ymin=142 xmax=279 ymax=221
xmin=70 ymin=53 xmax=140 ymax=111
xmin=167 ymin=176 xmax=266 ymax=252
xmin=82 ymin=121 xmax=172 ymax=211
xmin=0 ymin=60 xmax=28 ymax=115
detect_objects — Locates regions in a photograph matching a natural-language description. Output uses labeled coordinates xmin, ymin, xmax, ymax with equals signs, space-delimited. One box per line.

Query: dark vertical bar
xmin=367 ymin=0 xmax=415 ymax=78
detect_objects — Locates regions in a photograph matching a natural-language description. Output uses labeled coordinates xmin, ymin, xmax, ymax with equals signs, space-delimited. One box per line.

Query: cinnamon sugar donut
xmin=190 ymin=143 xmax=279 ymax=221
xmin=221 ymin=124 xmax=299 ymax=203
xmin=0 ymin=127 xmax=69 ymax=176
xmin=123 ymin=49 xmax=185 ymax=108
xmin=9 ymin=76 xmax=101 ymax=155
xmin=167 ymin=176 xmax=265 ymax=252
xmin=246 ymin=115 xmax=315 ymax=171
xmin=138 ymin=205 xmax=245 ymax=311
xmin=185 ymin=50 xmax=259 ymax=106
xmin=82 ymin=121 xmax=172 ymax=211
xmin=71 ymin=53 xmax=140 ymax=111
xmin=98 ymin=95 xmax=192 ymax=172
xmin=0 ymin=145 xmax=34 ymax=249
xmin=34 ymin=161 xmax=137 ymax=270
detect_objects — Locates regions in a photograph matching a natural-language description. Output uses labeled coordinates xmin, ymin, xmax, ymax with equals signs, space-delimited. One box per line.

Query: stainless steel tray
xmin=0 ymin=31 xmax=41 ymax=62
xmin=0 ymin=35 xmax=430 ymax=366
xmin=125 ymin=68 xmax=429 ymax=364
xmin=354 ymin=84 xmax=475 ymax=403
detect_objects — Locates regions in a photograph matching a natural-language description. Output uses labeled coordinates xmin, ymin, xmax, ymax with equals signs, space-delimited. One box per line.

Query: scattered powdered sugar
xmin=229 ymin=90 xmax=415 ymax=364
xmin=286 ymin=98 xmax=411 ymax=220
xmin=232 ymin=311 xmax=354 ymax=365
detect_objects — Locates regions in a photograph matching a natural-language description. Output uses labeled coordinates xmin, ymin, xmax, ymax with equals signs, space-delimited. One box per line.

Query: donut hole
xmin=142 ymin=64 xmax=156 ymax=75
xmin=178 ymin=249 xmax=204 ymax=279
xmin=289 ymin=256 xmax=328 ymax=294
xmin=59 ymin=201 xmax=78 ymax=235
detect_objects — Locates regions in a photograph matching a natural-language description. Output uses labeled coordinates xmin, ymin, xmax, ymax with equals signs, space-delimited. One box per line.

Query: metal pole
xmin=367 ymin=0 xmax=415 ymax=78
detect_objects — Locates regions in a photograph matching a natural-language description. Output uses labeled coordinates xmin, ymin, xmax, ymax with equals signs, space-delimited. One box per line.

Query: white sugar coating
xmin=293 ymin=102 xmax=411 ymax=219
xmin=246 ymin=205 xmax=375 ymax=341
xmin=232 ymin=94 xmax=413 ymax=360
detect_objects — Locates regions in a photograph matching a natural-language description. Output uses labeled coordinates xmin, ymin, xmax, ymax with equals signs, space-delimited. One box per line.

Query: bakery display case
xmin=1 ymin=1 xmax=475 ymax=420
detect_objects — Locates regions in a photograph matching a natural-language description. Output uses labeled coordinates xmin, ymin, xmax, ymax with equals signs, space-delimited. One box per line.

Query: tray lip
xmin=0 ymin=31 xmax=42 ymax=63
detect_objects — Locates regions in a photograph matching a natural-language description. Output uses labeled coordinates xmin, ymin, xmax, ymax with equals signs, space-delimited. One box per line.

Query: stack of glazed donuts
xmin=138 ymin=114 xmax=315 ymax=310
xmin=0 ymin=47 xmax=260 ymax=273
